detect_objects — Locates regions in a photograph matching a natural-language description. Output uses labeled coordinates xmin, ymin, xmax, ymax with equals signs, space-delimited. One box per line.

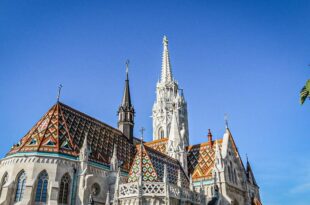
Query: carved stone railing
xmin=119 ymin=182 xmax=139 ymax=198
xmin=118 ymin=182 xmax=201 ymax=204
xmin=142 ymin=182 xmax=166 ymax=196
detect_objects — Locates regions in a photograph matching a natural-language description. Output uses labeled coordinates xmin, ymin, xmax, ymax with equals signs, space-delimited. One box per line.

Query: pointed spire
xmin=80 ymin=132 xmax=90 ymax=162
xmin=122 ymin=61 xmax=132 ymax=107
xmin=246 ymin=156 xmax=258 ymax=186
xmin=118 ymin=61 xmax=134 ymax=142
xmin=168 ymin=109 xmax=182 ymax=150
xmin=161 ymin=35 xmax=173 ymax=83
xmin=110 ymin=143 xmax=118 ymax=171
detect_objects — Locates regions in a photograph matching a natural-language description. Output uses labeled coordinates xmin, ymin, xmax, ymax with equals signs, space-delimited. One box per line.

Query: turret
xmin=118 ymin=62 xmax=135 ymax=142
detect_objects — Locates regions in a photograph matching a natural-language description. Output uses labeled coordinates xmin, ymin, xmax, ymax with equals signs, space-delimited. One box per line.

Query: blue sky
xmin=0 ymin=0 xmax=309 ymax=204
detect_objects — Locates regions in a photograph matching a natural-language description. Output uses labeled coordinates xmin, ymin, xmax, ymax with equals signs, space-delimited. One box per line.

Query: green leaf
xmin=306 ymin=80 xmax=310 ymax=91
xmin=300 ymin=86 xmax=309 ymax=105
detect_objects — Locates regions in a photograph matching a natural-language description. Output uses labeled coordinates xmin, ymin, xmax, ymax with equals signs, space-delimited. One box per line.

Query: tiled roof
xmin=187 ymin=140 xmax=223 ymax=180
xmin=144 ymin=137 xmax=223 ymax=180
xmin=144 ymin=138 xmax=168 ymax=154
xmin=8 ymin=102 xmax=135 ymax=171
xmin=128 ymin=144 xmax=189 ymax=187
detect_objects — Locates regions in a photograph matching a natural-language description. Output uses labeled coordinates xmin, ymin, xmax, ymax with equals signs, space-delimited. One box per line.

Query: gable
xmin=187 ymin=140 xmax=223 ymax=180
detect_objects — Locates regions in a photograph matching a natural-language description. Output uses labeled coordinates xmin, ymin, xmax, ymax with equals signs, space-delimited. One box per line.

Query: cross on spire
xmin=57 ymin=84 xmax=63 ymax=102
xmin=139 ymin=127 xmax=145 ymax=142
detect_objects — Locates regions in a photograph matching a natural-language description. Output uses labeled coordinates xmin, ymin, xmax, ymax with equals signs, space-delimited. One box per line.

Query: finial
xmin=57 ymin=84 xmax=63 ymax=102
xmin=246 ymin=153 xmax=249 ymax=163
xmin=208 ymin=129 xmax=213 ymax=146
xmin=125 ymin=59 xmax=130 ymax=80
xmin=163 ymin=35 xmax=168 ymax=46
xmin=224 ymin=113 xmax=229 ymax=129
xmin=139 ymin=127 xmax=145 ymax=142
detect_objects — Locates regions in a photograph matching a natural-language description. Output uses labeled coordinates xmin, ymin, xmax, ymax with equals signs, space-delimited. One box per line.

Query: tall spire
xmin=118 ymin=61 xmax=135 ymax=142
xmin=161 ymin=35 xmax=173 ymax=83
xmin=122 ymin=61 xmax=132 ymax=107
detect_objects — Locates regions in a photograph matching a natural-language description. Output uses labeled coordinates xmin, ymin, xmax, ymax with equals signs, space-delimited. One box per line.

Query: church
xmin=0 ymin=36 xmax=262 ymax=205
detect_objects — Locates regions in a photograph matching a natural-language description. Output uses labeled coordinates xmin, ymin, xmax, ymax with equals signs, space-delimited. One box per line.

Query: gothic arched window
xmin=233 ymin=169 xmax=238 ymax=185
xmin=35 ymin=170 xmax=49 ymax=203
xmin=58 ymin=173 xmax=71 ymax=205
xmin=227 ymin=166 xmax=232 ymax=182
xmin=158 ymin=127 xmax=164 ymax=139
xmin=14 ymin=170 xmax=26 ymax=202
xmin=0 ymin=172 xmax=8 ymax=198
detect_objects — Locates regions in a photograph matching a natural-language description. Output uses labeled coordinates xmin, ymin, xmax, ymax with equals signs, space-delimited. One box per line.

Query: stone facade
xmin=0 ymin=36 xmax=261 ymax=205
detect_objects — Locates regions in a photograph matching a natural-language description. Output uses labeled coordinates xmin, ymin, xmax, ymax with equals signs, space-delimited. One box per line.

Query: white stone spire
xmin=167 ymin=109 xmax=188 ymax=175
xmin=161 ymin=35 xmax=173 ymax=83
xmin=168 ymin=110 xmax=182 ymax=153
xmin=152 ymin=36 xmax=189 ymax=147
xmin=110 ymin=143 xmax=118 ymax=171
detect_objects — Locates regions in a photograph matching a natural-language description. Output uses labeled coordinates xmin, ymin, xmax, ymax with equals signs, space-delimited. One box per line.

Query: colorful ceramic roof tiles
xmin=128 ymin=144 xmax=189 ymax=188
xmin=144 ymin=138 xmax=168 ymax=154
xmin=187 ymin=140 xmax=223 ymax=180
xmin=144 ymin=137 xmax=223 ymax=181
xmin=8 ymin=102 xmax=135 ymax=171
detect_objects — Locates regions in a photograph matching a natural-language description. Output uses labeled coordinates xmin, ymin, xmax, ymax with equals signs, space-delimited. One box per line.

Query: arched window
xmin=0 ymin=172 xmax=8 ymax=198
xmin=234 ymin=169 xmax=238 ymax=185
xmin=158 ymin=127 xmax=164 ymax=139
xmin=14 ymin=171 xmax=26 ymax=202
xmin=227 ymin=166 xmax=231 ymax=181
xmin=58 ymin=173 xmax=71 ymax=205
xmin=35 ymin=171 xmax=49 ymax=203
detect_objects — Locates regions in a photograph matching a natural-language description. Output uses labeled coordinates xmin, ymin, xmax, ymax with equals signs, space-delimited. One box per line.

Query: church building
xmin=0 ymin=36 xmax=262 ymax=205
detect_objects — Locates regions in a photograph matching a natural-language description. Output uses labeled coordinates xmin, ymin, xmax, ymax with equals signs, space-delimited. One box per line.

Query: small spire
xmin=121 ymin=61 xmax=132 ymax=107
xmin=57 ymin=84 xmax=63 ymax=102
xmin=140 ymin=127 xmax=145 ymax=144
xmin=207 ymin=129 xmax=213 ymax=147
xmin=224 ymin=113 xmax=229 ymax=129
xmin=161 ymin=35 xmax=173 ymax=83
xmin=111 ymin=143 xmax=118 ymax=171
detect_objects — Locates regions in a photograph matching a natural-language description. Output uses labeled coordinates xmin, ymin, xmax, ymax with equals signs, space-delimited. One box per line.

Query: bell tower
xmin=152 ymin=36 xmax=189 ymax=146
xmin=118 ymin=62 xmax=135 ymax=142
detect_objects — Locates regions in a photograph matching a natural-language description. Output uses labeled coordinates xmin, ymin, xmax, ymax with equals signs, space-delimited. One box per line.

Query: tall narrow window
xmin=14 ymin=171 xmax=26 ymax=202
xmin=35 ymin=171 xmax=49 ymax=204
xmin=58 ymin=173 xmax=71 ymax=205
xmin=227 ymin=166 xmax=232 ymax=182
xmin=234 ymin=169 xmax=238 ymax=185
xmin=0 ymin=172 xmax=8 ymax=198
